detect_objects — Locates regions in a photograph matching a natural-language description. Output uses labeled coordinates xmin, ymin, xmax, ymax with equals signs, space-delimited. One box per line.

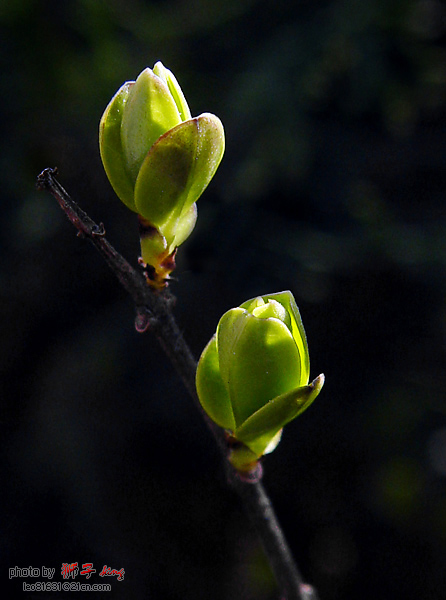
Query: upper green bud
xmin=99 ymin=62 xmax=225 ymax=288
xmin=196 ymin=291 xmax=324 ymax=472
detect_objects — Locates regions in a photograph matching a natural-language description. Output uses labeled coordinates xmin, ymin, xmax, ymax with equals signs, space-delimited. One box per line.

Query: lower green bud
xmin=196 ymin=291 xmax=324 ymax=473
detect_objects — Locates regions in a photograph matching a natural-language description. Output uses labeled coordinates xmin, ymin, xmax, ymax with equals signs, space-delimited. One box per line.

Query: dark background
xmin=2 ymin=1 xmax=446 ymax=598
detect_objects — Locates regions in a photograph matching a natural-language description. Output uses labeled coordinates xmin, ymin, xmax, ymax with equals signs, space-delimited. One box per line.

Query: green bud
xmin=196 ymin=291 xmax=324 ymax=472
xmin=99 ymin=62 xmax=225 ymax=288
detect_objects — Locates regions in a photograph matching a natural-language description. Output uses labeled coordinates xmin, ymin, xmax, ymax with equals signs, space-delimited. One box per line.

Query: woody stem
xmin=36 ymin=167 xmax=320 ymax=600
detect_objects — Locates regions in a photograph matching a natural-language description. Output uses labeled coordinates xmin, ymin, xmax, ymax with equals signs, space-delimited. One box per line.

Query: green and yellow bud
xmin=196 ymin=291 xmax=324 ymax=473
xmin=99 ymin=62 xmax=225 ymax=289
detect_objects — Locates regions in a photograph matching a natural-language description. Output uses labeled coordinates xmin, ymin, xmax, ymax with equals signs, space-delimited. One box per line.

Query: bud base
xmin=139 ymin=252 xmax=177 ymax=290
xmin=138 ymin=215 xmax=177 ymax=290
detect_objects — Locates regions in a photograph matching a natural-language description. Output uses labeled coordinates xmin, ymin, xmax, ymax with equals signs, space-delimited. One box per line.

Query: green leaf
xmin=121 ymin=68 xmax=183 ymax=182
xmin=195 ymin=335 xmax=236 ymax=431
xmin=153 ymin=61 xmax=191 ymax=122
xmin=235 ymin=374 xmax=325 ymax=456
xmin=134 ymin=113 xmax=224 ymax=245
xmin=99 ymin=82 xmax=136 ymax=212
xmin=241 ymin=291 xmax=310 ymax=387
xmin=170 ymin=203 xmax=197 ymax=250
xmin=251 ymin=298 xmax=290 ymax=328
xmin=217 ymin=308 xmax=304 ymax=428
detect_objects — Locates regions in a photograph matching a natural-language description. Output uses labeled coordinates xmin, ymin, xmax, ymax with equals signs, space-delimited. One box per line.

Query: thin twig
xmin=36 ymin=167 xmax=320 ymax=600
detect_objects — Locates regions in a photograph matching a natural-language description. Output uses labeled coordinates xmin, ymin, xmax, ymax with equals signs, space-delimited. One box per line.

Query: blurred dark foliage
xmin=1 ymin=0 xmax=446 ymax=598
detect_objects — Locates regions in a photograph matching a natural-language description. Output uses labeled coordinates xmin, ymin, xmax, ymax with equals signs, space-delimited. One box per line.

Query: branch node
xmin=299 ymin=584 xmax=320 ymax=600
xmin=240 ymin=462 xmax=264 ymax=483
xmin=92 ymin=223 xmax=106 ymax=237
xmin=135 ymin=307 xmax=157 ymax=333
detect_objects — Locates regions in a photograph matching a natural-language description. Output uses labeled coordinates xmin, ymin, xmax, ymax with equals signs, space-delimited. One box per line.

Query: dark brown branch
xmin=234 ymin=480 xmax=320 ymax=600
xmin=36 ymin=167 xmax=319 ymax=600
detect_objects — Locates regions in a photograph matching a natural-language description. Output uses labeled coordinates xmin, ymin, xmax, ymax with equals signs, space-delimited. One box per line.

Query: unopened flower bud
xmin=99 ymin=62 xmax=225 ymax=288
xmin=196 ymin=291 xmax=324 ymax=473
